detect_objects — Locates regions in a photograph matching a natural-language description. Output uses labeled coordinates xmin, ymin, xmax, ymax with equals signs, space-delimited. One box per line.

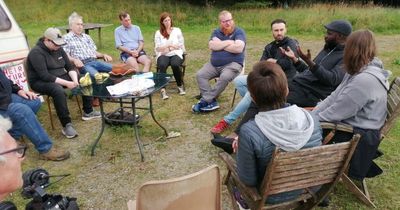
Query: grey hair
xmin=0 ymin=116 xmax=12 ymax=163
xmin=68 ymin=12 xmax=83 ymax=27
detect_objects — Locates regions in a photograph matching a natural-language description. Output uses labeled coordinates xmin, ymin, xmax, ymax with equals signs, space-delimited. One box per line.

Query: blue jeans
xmin=224 ymin=75 xmax=251 ymax=124
xmin=0 ymin=94 xmax=52 ymax=153
xmin=82 ymin=60 xmax=112 ymax=77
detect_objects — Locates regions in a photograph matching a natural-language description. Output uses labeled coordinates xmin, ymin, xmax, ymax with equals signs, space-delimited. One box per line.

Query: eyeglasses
xmin=220 ymin=19 xmax=232 ymax=24
xmin=0 ymin=145 xmax=27 ymax=158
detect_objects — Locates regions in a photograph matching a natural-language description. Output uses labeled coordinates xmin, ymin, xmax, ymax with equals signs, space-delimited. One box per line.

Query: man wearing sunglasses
xmin=0 ymin=116 xmax=26 ymax=202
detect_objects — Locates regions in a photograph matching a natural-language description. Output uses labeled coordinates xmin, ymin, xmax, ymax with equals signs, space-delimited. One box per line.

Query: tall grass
xmin=6 ymin=0 xmax=400 ymax=35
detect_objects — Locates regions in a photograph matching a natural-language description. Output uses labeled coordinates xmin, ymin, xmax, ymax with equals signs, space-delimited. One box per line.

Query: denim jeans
xmin=0 ymin=94 xmax=52 ymax=153
xmin=224 ymin=75 xmax=251 ymax=124
xmin=82 ymin=60 xmax=112 ymax=77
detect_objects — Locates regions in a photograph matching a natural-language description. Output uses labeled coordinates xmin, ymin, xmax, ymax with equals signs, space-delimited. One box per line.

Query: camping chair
xmin=131 ymin=164 xmax=221 ymax=210
xmin=23 ymin=58 xmax=82 ymax=130
xmin=219 ymin=135 xmax=360 ymax=210
xmin=320 ymin=76 xmax=400 ymax=208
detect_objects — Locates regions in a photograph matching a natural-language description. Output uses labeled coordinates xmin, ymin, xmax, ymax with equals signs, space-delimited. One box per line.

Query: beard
xmin=221 ymin=24 xmax=235 ymax=36
xmin=324 ymin=39 xmax=338 ymax=50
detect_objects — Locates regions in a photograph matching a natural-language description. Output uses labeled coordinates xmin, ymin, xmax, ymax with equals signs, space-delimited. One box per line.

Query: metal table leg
xmin=148 ymin=95 xmax=168 ymax=136
xmin=131 ymin=98 xmax=145 ymax=162
xmin=91 ymin=99 xmax=106 ymax=156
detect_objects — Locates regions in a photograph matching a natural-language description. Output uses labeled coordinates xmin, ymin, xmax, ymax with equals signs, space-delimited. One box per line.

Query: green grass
xmin=3 ymin=0 xmax=400 ymax=209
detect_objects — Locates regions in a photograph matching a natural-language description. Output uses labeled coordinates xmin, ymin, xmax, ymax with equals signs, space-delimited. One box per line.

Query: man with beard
xmin=211 ymin=20 xmax=352 ymax=154
xmin=192 ymin=10 xmax=246 ymax=113
xmin=211 ymin=18 xmax=299 ymax=134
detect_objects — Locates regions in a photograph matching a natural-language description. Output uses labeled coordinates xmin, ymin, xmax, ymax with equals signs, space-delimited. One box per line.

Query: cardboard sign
xmin=2 ymin=62 xmax=29 ymax=91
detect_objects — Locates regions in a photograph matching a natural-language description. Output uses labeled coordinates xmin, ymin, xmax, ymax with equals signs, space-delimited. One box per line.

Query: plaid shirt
xmin=63 ymin=32 xmax=97 ymax=61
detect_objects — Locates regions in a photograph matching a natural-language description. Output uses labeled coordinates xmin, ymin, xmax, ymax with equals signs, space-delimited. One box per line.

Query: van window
xmin=0 ymin=5 xmax=11 ymax=31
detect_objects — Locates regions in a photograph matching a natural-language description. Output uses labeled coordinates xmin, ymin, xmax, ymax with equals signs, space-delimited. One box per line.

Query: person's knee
xmin=8 ymin=103 xmax=35 ymax=118
xmin=233 ymin=75 xmax=242 ymax=86
xmin=126 ymin=57 xmax=138 ymax=66
xmin=31 ymin=98 xmax=42 ymax=111
xmin=144 ymin=57 xmax=152 ymax=66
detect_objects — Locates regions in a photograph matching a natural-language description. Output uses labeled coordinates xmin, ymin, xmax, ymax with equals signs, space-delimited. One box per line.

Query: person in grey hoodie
xmin=237 ymin=61 xmax=322 ymax=204
xmin=313 ymin=30 xmax=390 ymax=180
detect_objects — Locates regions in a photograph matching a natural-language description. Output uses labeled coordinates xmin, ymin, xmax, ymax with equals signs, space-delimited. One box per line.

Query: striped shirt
xmin=63 ymin=32 xmax=97 ymax=61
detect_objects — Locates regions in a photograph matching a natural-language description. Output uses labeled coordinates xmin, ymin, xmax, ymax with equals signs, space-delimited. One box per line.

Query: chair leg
xmin=181 ymin=65 xmax=185 ymax=89
xmin=341 ymin=174 xmax=376 ymax=208
xmin=75 ymin=95 xmax=83 ymax=116
xmin=46 ymin=96 xmax=55 ymax=130
xmin=231 ymin=88 xmax=237 ymax=108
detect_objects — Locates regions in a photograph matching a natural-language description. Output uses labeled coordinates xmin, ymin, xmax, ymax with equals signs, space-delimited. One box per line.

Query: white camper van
xmin=0 ymin=0 xmax=30 ymax=91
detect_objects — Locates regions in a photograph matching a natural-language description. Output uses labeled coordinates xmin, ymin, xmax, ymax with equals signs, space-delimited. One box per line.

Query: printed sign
xmin=2 ymin=62 xmax=29 ymax=91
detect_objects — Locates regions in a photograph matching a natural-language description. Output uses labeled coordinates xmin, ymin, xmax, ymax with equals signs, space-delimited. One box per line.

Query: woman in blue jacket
xmin=237 ymin=61 xmax=322 ymax=204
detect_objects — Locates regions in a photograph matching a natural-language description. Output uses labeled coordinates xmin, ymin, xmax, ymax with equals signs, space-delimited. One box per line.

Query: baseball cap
xmin=44 ymin=27 xmax=66 ymax=46
xmin=324 ymin=20 xmax=352 ymax=36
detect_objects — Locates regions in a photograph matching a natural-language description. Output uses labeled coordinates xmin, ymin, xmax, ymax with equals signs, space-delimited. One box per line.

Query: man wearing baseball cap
xmin=27 ymin=27 xmax=101 ymax=140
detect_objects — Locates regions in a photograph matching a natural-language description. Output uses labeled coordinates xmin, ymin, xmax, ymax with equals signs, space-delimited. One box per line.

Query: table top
xmin=58 ymin=23 xmax=113 ymax=31
xmin=79 ymin=72 xmax=171 ymax=99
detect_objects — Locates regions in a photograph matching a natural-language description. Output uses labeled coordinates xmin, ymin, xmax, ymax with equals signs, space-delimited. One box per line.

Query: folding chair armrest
xmin=320 ymin=122 xmax=354 ymax=132
xmin=219 ymin=152 xmax=262 ymax=202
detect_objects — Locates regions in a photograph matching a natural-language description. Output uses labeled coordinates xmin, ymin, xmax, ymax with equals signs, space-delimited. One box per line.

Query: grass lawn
xmin=4 ymin=1 xmax=400 ymax=209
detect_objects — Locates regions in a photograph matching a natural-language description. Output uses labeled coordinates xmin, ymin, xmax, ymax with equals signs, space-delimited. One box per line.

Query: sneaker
xmin=62 ymin=123 xmax=78 ymax=139
xmin=211 ymin=119 xmax=230 ymax=134
xmin=39 ymin=147 xmax=70 ymax=161
xmin=178 ymin=86 xmax=186 ymax=95
xmin=161 ymin=89 xmax=169 ymax=100
xmin=192 ymin=99 xmax=208 ymax=113
xmin=233 ymin=187 xmax=250 ymax=210
xmin=200 ymin=99 xmax=220 ymax=112
xmin=82 ymin=110 xmax=101 ymax=121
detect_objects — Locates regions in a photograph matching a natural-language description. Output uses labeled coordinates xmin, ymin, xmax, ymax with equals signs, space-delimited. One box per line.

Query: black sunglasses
xmin=0 ymin=145 xmax=27 ymax=158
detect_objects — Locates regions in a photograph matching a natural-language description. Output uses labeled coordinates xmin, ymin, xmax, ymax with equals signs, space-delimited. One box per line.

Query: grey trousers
xmin=196 ymin=62 xmax=242 ymax=102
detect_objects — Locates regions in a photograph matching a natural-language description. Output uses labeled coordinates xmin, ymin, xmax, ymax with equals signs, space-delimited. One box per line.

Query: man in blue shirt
xmin=115 ymin=12 xmax=152 ymax=72
xmin=192 ymin=10 xmax=246 ymax=113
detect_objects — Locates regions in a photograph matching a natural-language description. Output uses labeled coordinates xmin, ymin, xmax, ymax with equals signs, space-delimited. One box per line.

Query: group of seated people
xmin=205 ymin=10 xmax=389 ymax=208
xmin=0 ymin=8 xmax=391 ymax=208
xmin=0 ymin=10 xmax=187 ymax=162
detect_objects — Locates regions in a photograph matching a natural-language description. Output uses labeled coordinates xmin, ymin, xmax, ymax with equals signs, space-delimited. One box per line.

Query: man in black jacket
xmin=0 ymin=69 xmax=70 ymax=161
xmin=27 ymin=27 xmax=100 ymax=139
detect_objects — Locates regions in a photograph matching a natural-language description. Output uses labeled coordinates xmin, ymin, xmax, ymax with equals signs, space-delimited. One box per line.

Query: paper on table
xmin=106 ymin=78 xmax=155 ymax=96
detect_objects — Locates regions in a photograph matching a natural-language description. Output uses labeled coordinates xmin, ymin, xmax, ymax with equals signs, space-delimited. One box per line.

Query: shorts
xmin=120 ymin=50 xmax=147 ymax=62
